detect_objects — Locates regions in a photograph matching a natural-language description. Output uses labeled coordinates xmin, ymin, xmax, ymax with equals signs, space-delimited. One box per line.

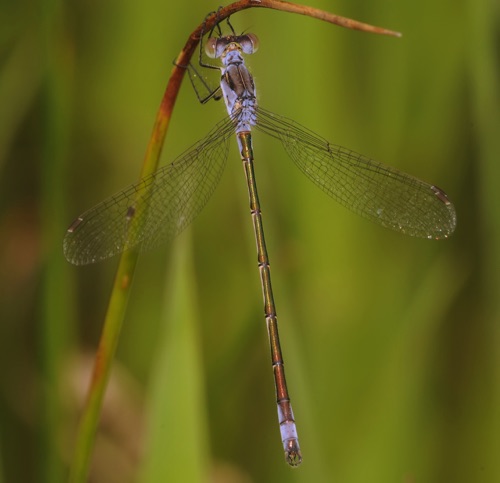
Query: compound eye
xmin=205 ymin=37 xmax=217 ymax=58
xmin=240 ymin=33 xmax=259 ymax=54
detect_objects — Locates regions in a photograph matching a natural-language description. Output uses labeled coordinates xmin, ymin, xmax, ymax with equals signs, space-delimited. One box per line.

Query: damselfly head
xmin=205 ymin=34 xmax=259 ymax=59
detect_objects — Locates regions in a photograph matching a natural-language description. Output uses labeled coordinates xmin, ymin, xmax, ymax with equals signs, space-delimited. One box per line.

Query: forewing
xmin=64 ymin=117 xmax=234 ymax=265
xmin=256 ymin=107 xmax=456 ymax=239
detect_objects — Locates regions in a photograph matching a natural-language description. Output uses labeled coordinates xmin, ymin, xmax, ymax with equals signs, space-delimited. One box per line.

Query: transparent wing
xmin=256 ymin=107 xmax=456 ymax=239
xmin=63 ymin=117 xmax=235 ymax=265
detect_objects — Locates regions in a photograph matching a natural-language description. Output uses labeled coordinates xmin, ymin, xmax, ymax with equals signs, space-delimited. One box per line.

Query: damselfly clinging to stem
xmin=64 ymin=14 xmax=456 ymax=467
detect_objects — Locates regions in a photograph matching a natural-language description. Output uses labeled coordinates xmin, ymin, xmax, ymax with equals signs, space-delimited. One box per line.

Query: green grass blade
xmin=140 ymin=233 xmax=211 ymax=482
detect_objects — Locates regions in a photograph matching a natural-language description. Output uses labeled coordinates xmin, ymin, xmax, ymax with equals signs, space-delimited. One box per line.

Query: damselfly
xmin=64 ymin=20 xmax=456 ymax=466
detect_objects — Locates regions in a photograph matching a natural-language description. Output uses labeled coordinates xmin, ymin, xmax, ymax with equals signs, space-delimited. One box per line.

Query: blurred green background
xmin=1 ymin=0 xmax=499 ymax=482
